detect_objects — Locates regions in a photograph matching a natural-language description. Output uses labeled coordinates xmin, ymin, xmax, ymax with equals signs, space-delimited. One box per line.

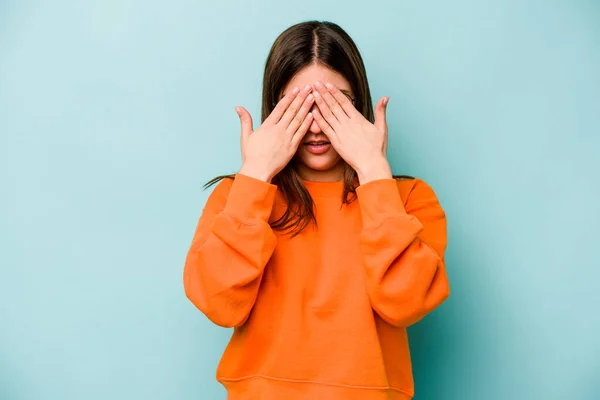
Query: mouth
xmin=303 ymin=140 xmax=332 ymax=155
xmin=304 ymin=140 xmax=330 ymax=146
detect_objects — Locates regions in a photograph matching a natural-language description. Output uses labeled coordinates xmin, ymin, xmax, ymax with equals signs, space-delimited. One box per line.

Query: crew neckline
xmin=301 ymin=179 xmax=345 ymax=197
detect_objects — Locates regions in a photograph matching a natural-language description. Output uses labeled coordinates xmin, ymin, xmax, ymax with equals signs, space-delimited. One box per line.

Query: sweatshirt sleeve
xmin=183 ymin=174 xmax=278 ymax=328
xmin=356 ymin=178 xmax=450 ymax=327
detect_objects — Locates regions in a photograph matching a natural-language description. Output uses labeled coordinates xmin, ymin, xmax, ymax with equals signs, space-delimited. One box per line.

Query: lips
xmin=304 ymin=140 xmax=332 ymax=155
xmin=303 ymin=136 xmax=330 ymax=145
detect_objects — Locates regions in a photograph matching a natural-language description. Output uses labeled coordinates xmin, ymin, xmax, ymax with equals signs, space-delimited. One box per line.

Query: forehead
xmin=283 ymin=64 xmax=352 ymax=93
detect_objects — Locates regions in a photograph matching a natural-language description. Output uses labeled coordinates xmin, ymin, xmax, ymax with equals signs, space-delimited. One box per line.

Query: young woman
xmin=184 ymin=21 xmax=450 ymax=400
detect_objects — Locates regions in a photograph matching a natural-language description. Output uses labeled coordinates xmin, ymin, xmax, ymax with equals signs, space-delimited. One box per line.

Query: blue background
xmin=1 ymin=0 xmax=599 ymax=399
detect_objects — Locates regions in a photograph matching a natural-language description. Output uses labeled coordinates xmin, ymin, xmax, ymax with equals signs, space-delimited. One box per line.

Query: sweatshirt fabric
xmin=184 ymin=173 xmax=450 ymax=400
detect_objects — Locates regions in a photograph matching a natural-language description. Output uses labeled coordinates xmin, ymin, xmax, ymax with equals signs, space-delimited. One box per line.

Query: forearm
xmin=184 ymin=219 xmax=276 ymax=328
xmin=184 ymin=174 xmax=278 ymax=327
xmin=356 ymin=178 xmax=450 ymax=327
xmin=363 ymin=238 xmax=449 ymax=327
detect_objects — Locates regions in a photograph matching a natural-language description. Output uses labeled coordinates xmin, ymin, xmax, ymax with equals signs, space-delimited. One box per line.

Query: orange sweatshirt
xmin=184 ymin=173 xmax=449 ymax=400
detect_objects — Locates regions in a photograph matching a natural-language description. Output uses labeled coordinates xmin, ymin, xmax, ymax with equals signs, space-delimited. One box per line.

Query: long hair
xmin=206 ymin=21 xmax=412 ymax=235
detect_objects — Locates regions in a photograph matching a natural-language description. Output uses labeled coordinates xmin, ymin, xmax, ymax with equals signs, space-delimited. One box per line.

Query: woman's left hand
xmin=311 ymin=81 xmax=393 ymax=184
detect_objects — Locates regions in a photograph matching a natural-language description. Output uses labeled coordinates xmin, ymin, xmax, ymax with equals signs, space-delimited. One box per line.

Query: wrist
xmin=239 ymin=163 xmax=275 ymax=183
xmin=356 ymin=157 xmax=392 ymax=184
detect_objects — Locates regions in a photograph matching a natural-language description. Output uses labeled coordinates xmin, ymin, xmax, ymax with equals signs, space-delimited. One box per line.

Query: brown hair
xmin=206 ymin=21 xmax=412 ymax=235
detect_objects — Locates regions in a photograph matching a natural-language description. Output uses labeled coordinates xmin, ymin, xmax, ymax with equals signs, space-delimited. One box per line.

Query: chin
xmin=294 ymin=149 xmax=344 ymax=177
xmin=304 ymin=157 xmax=341 ymax=171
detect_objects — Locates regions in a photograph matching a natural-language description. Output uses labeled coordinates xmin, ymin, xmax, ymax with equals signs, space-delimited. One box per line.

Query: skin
xmin=282 ymin=65 xmax=352 ymax=182
xmin=236 ymin=63 xmax=392 ymax=185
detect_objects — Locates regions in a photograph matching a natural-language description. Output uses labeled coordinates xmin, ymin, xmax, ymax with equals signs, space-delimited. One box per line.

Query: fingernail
xmin=308 ymin=112 xmax=313 ymax=118
xmin=307 ymin=94 xmax=314 ymax=102
xmin=313 ymin=91 xmax=321 ymax=98
xmin=235 ymin=107 xmax=241 ymax=115
xmin=292 ymin=87 xmax=300 ymax=95
xmin=384 ymin=96 xmax=389 ymax=105
xmin=325 ymin=83 xmax=334 ymax=90
xmin=314 ymin=81 xmax=323 ymax=89
xmin=304 ymin=84 xmax=312 ymax=93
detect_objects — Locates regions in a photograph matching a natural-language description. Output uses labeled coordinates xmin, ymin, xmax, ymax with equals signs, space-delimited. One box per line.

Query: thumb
xmin=374 ymin=96 xmax=388 ymax=132
xmin=236 ymin=106 xmax=253 ymax=136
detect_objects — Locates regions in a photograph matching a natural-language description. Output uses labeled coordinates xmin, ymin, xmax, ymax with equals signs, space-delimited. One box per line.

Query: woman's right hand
xmin=236 ymin=84 xmax=315 ymax=182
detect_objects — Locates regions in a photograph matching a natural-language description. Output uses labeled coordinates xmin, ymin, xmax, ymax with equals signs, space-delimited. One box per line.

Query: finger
xmin=311 ymin=108 xmax=338 ymax=144
xmin=236 ymin=106 xmax=253 ymax=137
xmin=383 ymin=131 xmax=388 ymax=155
xmin=280 ymin=84 xmax=313 ymax=128
xmin=316 ymin=81 xmax=349 ymax=120
xmin=312 ymin=88 xmax=339 ymax=128
xmin=287 ymin=92 xmax=314 ymax=134
xmin=325 ymin=83 xmax=358 ymax=117
xmin=291 ymin=112 xmax=314 ymax=148
xmin=266 ymin=86 xmax=300 ymax=124
xmin=374 ymin=96 xmax=389 ymax=132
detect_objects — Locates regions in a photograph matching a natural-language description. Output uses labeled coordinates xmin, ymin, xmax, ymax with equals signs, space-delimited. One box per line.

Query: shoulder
xmin=205 ymin=176 xmax=235 ymax=208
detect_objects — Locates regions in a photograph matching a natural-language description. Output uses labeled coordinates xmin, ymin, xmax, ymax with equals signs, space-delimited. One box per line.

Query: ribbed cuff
xmin=223 ymin=174 xmax=277 ymax=223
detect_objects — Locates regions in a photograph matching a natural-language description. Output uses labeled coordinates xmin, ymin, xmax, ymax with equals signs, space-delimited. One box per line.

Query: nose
xmin=308 ymin=104 xmax=321 ymax=134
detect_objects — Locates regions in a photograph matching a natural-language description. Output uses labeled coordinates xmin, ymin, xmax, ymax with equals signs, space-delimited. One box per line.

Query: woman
xmin=184 ymin=20 xmax=450 ymax=400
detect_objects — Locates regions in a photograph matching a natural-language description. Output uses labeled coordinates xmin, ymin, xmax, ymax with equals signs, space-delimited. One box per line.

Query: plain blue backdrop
xmin=1 ymin=0 xmax=599 ymax=399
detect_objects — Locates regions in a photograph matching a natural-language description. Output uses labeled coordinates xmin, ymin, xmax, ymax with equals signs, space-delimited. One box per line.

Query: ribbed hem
xmin=220 ymin=375 xmax=413 ymax=400
xmin=223 ymin=174 xmax=277 ymax=223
